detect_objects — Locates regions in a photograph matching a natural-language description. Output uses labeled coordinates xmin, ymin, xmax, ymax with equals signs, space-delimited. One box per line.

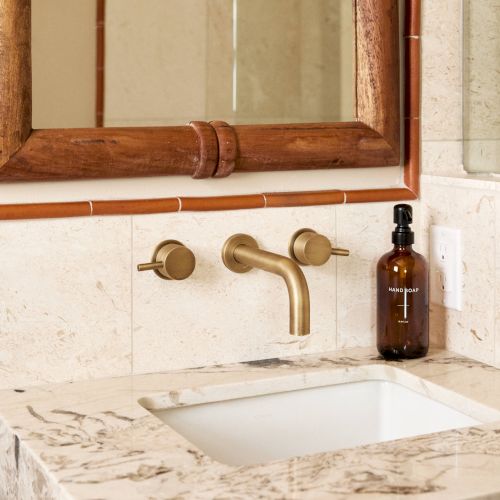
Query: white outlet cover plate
xmin=430 ymin=225 xmax=462 ymax=311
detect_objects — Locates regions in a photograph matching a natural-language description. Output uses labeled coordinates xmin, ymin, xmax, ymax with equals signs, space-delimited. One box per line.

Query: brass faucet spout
xmin=222 ymin=234 xmax=310 ymax=336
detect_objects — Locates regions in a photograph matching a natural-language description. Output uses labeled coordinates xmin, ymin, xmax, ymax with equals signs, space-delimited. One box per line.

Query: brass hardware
xmin=289 ymin=228 xmax=350 ymax=266
xmin=222 ymin=234 xmax=310 ymax=336
xmin=137 ymin=240 xmax=196 ymax=280
xmin=221 ymin=234 xmax=259 ymax=273
xmin=331 ymin=247 xmax=350 ymax=257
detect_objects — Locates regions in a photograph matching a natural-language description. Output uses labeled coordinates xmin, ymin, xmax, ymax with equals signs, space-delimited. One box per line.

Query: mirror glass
xmin=463 ymin=0 xmax=500 ymax=173
xmin=32 ymin=0 xmax=354 ymax=129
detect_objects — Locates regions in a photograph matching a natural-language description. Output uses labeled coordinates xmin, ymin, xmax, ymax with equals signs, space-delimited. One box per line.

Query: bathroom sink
xmin=140 ymin=366 xmax=500 ymax=466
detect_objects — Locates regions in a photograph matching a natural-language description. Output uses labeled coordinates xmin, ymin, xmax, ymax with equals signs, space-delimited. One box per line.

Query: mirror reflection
xmin=32 ymin=0 xmax=354 ymax=129
xmin=463 ymin=0 xmax=500 ymax=173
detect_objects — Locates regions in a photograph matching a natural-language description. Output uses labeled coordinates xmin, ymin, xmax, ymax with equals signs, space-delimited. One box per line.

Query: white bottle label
xmin=388 ymin=287 xmax=420 ymax=323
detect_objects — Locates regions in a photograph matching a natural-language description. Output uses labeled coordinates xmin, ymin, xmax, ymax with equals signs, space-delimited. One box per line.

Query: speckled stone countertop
xmin=2 ymin=347 xmax=500 ymax=499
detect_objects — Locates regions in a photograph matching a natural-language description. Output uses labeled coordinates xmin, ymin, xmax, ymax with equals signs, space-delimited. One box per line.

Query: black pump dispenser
xmin=392 ymin=204 xmax=414 ymax=246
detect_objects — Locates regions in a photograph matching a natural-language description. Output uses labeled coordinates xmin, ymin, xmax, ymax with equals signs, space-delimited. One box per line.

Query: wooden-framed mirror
xmin=0 ymin=0 xmax=420 ymax=220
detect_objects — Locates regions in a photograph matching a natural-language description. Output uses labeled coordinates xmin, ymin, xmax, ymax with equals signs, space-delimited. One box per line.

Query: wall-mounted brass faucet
xmin=137 ymin=240 xmax=196 ymax=280
xmin=289 ymin=228 xmax=349 ymax=266
xmin=222 ymin=234 xmax=310 ymax=336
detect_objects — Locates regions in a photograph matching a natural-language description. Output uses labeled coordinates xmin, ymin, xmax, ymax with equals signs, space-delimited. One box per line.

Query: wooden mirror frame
xmin=0 ymin=0 xmax=420 ymax=220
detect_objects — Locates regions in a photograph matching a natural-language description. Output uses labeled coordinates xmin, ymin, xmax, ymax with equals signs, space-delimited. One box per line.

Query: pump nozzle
xmin=392 ymin=204 xmax=414 ymax=245
xmin=394 ymin=204 xmax=413 ymax=226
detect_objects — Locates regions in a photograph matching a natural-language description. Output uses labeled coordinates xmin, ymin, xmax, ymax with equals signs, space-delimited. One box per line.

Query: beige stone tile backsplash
xmin=0 ymin=203 xmax=405 ymax=387
xmin=496 ymin=194 xmax=500 ymax=367
xmin=421 ymin=181 xmax=497 ymax=364
xmin=421 ymin=0 xmax=462 ymax=143
xmin=420 ymin=0 xmax=465 ymax=178
xmin=131 ymin=206 xmax=337 ymax=374
xmin=0 ymin=217 xmax=132 ymax=388
xmin=130 ymin=202 xmax=414 ymax=375
xmin=2 ymin=186 xmax=498 ymax=387
xmin=422 ymin=141 xmax=463 ymax=177
xmin=419 ymin=0 xmax=500 ymax=369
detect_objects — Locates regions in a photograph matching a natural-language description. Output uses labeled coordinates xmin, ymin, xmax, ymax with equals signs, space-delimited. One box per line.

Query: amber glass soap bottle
xmin=377 ymin=204 xmax=429 ymax=359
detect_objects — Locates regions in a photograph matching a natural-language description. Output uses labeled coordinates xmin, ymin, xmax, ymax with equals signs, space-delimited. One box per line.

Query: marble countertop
xmin=3 ymin=348 xmax=500 ymax=499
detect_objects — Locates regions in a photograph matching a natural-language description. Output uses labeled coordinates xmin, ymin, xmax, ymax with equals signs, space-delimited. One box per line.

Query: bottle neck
xmin=393 ymin=244 xmax=412 ymax=252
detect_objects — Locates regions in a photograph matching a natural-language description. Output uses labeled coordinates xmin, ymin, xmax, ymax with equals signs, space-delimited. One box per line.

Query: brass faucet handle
xmin=289 ymin=228 xmax=349 ymax=266
xmin=137 ymin=262 xmax=164 ymax=272
xmin=137 ymin=240 xmax=196 ymax=280
xmin=331 ymin=247 xmax=350 ymax=257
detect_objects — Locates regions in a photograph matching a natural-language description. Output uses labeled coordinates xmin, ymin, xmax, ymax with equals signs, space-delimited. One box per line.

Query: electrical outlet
xmin=430 ymin=225 xmax=462 ymax=311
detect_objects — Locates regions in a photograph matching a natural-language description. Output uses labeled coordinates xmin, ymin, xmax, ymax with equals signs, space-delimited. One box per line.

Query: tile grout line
xmin=334 ymin=204 xmax=339 ymax=350
xmin=495 ymin=195 xmax=498 ymax=367
xmin=130 ymin=215 xmax=134 ymax=376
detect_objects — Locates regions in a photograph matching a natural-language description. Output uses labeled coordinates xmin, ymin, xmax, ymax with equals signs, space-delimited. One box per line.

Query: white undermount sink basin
xmin=141 ymin=366 xmax=500 ymax=466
